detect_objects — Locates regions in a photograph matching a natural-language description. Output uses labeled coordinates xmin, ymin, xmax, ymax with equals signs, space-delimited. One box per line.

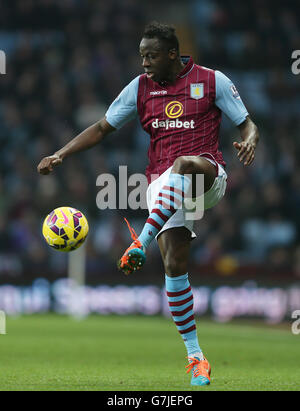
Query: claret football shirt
xmin=105 ymin=56 xmax=248 ymax=182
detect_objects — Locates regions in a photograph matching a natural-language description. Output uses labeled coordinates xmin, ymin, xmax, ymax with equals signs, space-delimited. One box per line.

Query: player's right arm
xmin=37 ymin=118 xmax=114 ymax=175
xmin=37 ymin=76 xmax=139 ymax=175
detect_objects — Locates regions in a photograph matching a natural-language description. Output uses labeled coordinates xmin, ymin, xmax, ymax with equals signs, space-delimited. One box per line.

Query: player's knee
xmin=172 ymin=156 xmax=194 ymax=175
xmin=172 ymin=156 xmax=203 ymax=175
xmin=164 ymin=252 xmax=188 ymax=276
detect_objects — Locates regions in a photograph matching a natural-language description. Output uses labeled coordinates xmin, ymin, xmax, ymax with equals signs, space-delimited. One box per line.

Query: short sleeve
xmin=215 ymin=70 xmax=249 ymax=126
xmin=105 ymin=76 xmax=139 ymax=129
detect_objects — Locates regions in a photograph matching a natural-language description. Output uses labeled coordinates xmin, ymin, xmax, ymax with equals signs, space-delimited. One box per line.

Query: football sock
xmin=165 ymin=273 xmax=202 ymax=356
xmin=138 ymin=173 xmax=191 ymax=249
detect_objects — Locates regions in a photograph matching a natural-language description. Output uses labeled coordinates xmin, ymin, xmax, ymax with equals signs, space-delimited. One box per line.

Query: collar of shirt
xmin=177 ymin=56 xmax=194 ymax=78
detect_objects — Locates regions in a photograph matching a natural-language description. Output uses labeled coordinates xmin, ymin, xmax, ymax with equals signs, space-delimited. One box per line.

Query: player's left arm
xmin=234 ymin=116 xmax=259 ymax=166
xmin=215 ymin=70 xmax=259 ymax=166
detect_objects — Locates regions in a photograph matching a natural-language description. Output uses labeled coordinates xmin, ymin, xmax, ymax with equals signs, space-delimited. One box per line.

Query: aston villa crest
xmin=190 ymin=83 xmax=204 ymax=100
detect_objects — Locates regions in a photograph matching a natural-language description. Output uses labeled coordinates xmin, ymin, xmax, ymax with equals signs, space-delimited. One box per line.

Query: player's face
xmin=139 ymin=37 xmax=173 ymax=83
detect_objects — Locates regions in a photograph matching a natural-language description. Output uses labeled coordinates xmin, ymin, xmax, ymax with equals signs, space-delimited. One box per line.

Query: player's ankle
xmin=189 ymin=351 xmax=204 ymax=360
xmin=137 ymin=238 xmax=147 ymax=252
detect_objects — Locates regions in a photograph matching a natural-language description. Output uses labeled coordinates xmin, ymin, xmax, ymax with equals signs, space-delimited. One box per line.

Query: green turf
xmin=0 ymin=314 xmax=299 ymax=391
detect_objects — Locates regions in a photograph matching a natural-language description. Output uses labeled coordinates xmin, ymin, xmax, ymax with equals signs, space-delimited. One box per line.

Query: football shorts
xmin=146 ymin=157 xmax=227 ymax=239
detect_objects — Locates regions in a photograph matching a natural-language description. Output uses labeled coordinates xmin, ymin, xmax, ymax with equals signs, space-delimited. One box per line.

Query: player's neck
xmin=162 ymin=59 xmax=186 ymax=85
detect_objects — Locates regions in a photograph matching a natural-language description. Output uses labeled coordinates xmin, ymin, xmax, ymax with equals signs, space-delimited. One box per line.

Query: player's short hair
xmin=143 ymin=22 xmax=180 ymax=53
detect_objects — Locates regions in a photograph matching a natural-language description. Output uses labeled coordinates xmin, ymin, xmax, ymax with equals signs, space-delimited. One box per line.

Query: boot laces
xmin=118 ymin=218 xmax=143 ymax=272
xmin=186 ymin=356 xmax=209 ymax=378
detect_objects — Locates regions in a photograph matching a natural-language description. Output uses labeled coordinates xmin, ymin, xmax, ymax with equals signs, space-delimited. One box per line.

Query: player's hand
xmin=37 ymin=154 xmax=62 ymax=175
xmin=233 ymin=140 xmax=256 ymax=166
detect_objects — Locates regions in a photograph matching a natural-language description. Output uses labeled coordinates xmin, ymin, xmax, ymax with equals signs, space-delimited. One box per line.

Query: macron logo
xmin=150 ymin=90 xmax=167 ymax=96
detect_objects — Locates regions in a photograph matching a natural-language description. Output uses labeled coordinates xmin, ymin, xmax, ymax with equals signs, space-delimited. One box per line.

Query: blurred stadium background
xmin=0 ymin=0 xmax=300 ymax=324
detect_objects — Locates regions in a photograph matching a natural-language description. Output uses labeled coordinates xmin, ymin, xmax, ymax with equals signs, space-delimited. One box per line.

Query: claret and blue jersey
xmin=105 ymin=56 xmax=248 ymax=182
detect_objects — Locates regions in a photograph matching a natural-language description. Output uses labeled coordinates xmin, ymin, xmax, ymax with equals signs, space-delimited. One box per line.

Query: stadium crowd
xmin=0 ymin=0 xmax=300 ymax=282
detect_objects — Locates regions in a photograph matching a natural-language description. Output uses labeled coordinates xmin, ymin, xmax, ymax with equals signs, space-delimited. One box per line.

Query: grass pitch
xmin=0 ymin=314 xmax=299 ymax=391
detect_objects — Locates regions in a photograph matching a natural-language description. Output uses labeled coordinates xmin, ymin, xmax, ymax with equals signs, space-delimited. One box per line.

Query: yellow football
xmin=42 ymin=206 xmax=89 ymax=252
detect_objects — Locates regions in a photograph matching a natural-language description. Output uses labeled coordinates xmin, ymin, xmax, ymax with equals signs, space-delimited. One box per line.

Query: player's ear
xmin=168 ymin=48 xmax=178 ymax=60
